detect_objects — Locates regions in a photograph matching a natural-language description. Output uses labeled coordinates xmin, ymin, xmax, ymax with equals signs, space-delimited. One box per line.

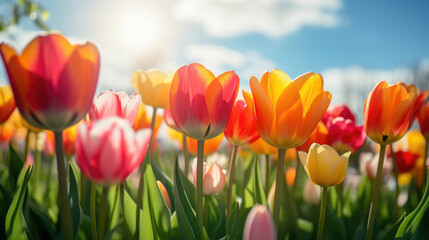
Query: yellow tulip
xmin=244 ymin=70 xmax=331 ymax=149
xmin=132 ymin=69 xmax=172 ymax=109
xmin=298 ymin=143 xmax=350 ymax=187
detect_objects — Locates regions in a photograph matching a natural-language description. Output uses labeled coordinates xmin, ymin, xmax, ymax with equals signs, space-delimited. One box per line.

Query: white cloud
xmin=174 ymin=0 xmax=342 ymax=38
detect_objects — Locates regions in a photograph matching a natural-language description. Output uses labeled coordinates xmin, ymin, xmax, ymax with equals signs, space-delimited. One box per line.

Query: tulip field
xmin=0 ymin=33 xmax=428 ymax=240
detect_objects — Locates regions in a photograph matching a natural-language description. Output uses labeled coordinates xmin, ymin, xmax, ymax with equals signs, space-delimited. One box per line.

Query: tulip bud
xmin=243 ymin=205 xmax=276 ymax=240
xmin=192 ymin=159 xmax=226 ymax=195
xmin=157 ymin=181 xmax=171 ymax=210
xmin=299 ymin=143 xmax=350 ymax=187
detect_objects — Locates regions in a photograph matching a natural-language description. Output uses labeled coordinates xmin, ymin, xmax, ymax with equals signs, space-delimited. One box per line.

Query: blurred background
xmin=0 ymin=0 xmax=428 ymax=121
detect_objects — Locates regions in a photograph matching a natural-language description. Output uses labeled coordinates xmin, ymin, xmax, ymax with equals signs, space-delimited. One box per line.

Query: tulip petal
xmin=250 ymin=76 xmax=274 ymax=143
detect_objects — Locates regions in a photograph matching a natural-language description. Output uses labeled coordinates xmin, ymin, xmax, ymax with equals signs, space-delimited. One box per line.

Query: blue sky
xmin=1 ymin=0 xmax=428 ymax=117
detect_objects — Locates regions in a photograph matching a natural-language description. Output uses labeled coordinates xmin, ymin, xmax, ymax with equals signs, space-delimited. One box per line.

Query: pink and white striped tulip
xmin=89 ymin=90 xmax=141 ymax=125
xmin=75 ymin=117 xmax=151 ymax=186
xmin=243 ymin=205 xmax=276 ymax=240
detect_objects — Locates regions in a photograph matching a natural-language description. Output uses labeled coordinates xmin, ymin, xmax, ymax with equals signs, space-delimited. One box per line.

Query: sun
xmin=116 ymin=10 xmax=161 ymax=53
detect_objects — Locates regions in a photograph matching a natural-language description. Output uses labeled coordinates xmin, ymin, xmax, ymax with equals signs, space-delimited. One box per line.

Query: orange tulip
xmin=416 ymin=90 xmax=429 ymax=140
xmin=296 ymin=121 xmax=328 ymax=152
xmin=224 ymin=100 xmax=259 ymax=146
xmin=363 ymin=81 xmax=417 ymax=145
xmin=0 ymin=86 xmax=16 ymax=124
xmin=248 ymin=137 xmax=277 ymax=155
xmin=44 ymin=122 xmax=80 ymax=157
xmin=187 ymin=133 xmax=224 ymax=156
xmin=169 ymin=63 xmax=239 ymax=140
xmin=244 ymin=70 xmax=331 ymax=149
xmin=133 ymin=103 xmax=163 ymax=138
xmin=0 ymin=34 xmax=99 ymax=131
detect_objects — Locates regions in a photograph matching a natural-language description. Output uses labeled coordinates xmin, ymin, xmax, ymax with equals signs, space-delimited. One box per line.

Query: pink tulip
xmin=322 ymin=104 xmax=356 ymax=123
xmin=243 ymin=205 xmax=276 ymax=240
xmin=169 ymin=63 xmax=239 ymax=140
xmin=359 ymin=152 xmax=392 ymax=181
xmin=75 ymin=117 xmax=151 ymax=186
xmin=89 ymin=90 xmax=141 ymax=125
xmin=192 ymin=159 xmax=226 ymax=195
xmin=163 ymin=109 xmax=181 ymax=132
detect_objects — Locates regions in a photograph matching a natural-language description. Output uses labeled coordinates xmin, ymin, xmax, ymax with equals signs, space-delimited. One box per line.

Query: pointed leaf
xmin=8 ymin=143 xmax=24 ymax=192
xmin=69 ymin=163 xmax=83 ymax=239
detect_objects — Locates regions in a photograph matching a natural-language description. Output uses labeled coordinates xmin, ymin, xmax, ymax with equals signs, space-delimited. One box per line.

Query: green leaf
xmin=141 ymin=162 xmax=171 ymax=239
xmin=173 ymin=156 xmax=209 ymax=240
xmin=380 ymin=213 xmax=405 ymax=240
xmin=122 ymin=188 xmax=140 ymax=235
xmin=24 ymin=200 xmax=57 ymax=239
xmin=107 ymin=185 xmax=122 ymax=233
xmin=396 ymin=174 xmax=429 ymax=239
xmin=297 ymin=218 xmax=314 ymax=240
xmin=226 ymin=202 xmax=240 ymax=240
xmin=205 ymin=195 xmax=226 ymax=239
xmin=5 ymin=165 xmax=32 ymax=239
xmin=169 ymin=212 xmax=181 ymax=240
xmin=324 ymin=204 xmax=347 ymax=240
xmin=68 ymin=163 xmax=83 ymax=239
xmin=238 ymin=156 xmax=266 ymax=239
xmin=8 ymin=143 xmax=24 ymax=192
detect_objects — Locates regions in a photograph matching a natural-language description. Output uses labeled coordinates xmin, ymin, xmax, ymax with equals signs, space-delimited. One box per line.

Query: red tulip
xmin=224 ymin=100 xmax=259 ymax=145
xmin=394 ymin=150 xmax=420 ymax=173
xmin=89 ymin=90 xmax=140 ymax=125
xmin=75 ymin=117 xmax=151 ymax=186
xmin=0 ymin=33 xmax=100 ymax=131
xmin=169 ymin=63 xmax=239 ymax=140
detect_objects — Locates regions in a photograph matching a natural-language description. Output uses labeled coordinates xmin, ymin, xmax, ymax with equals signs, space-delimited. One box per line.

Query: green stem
xmin=365 ymin=144 xmax=387 ymax=240
xmin=317 ymin=186 xmax=328 ymax=240
xmin=33 ymin=132 xmax=41 ymax=195
xmin=273 ymin=148 xmax=286 ymax=231
xmin=196 ymin=140 xmax=205 ymax=230
xmin=98 ymin=187 xmax=109 ymax=240
xmin=81 ymin=174 xmax=87 ymax=212
xmin=292 ymin=154 xmax=301 ymax=199
xmin=204 ymin=195 xmax=209 ymax=227
xmin=54 ymin=131 xmax=73 ymax=240
xmin=183 ymin=134 xmax=190 ymax=176
xmin=226 ymin=144 xmax=239 ymax=218
xmin=336 ymin=182 xmax=344 ymax=219
xmin=422 ymin=139 xmax=429 ymax=191
xmin=135 ymin=107 xmax=157 ymax=238
xmin=44 ymin=156 xmax=54 ymax=201
xmin=108 ymin=185 xmax=120 ymax=231
xmin=265 ymin=154 xmax=270 ymax=195
xmin=91 ymin=182 xmax=98 ymax=240
xmin=23 ymin=130 xmax=31 ymax=161
xmin=390 ymin=145 xmax=400 ymax=217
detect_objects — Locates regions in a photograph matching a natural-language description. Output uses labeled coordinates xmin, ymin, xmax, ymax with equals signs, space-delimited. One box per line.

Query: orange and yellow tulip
xmin=0 ymin=86 xmax=15 ymax=124
xmin=0 ymin=33 xmax=99 ymax=131
xmin=244 ymin=70 xmax=331 ymax=149
xmin=169 ymin=63 xmax=239 ymax=140
xmin=132 ymin=69 xmax=172 ymax=109
xmin=248 ymin=137 xmax=277 ymax=155
xmin=133 ymin=103 xmax=163 ymax=138
xmin=363 ymin=81 xmax=417 ymax=145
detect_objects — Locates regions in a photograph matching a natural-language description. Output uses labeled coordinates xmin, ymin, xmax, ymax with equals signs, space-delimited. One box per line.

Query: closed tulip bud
xmin=89 ymin=90 xmax=141 ymax=125
xmin=299 ymin=143 xmax=350 ymax=187
xmin=244 ymin=70 xmax=331 ymax=149
xmin=0 ymin=86 xmax=16 ymax=124
xmin=303 ymin=180 xmax=321 ymax=205
xmin=0 ymin=33 xmax=100 ymax=131
xmin=243 ymin=205 xmax=276 ymax=240
xmin=364 ymin=81 xmax=417 ymax=145
xmin=169 ymin=63 xmax=239 ymax=140
xmin=132 ymin=69 xmax=172 ymax=109
xmin=157 ymin=181 xmax=171 ymax=210
xmin=192 ymin=159 xmax=226 ymax=195
xmin=75 ymin=117 xmax=151 ymax=186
